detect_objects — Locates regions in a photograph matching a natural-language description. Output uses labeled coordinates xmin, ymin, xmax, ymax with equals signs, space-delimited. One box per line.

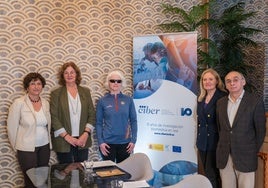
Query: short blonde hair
xmin=104 ymin=70 xmax=127 ymax=90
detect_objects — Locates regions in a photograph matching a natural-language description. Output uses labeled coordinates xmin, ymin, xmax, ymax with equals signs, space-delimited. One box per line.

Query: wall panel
xmin=0 ymin=0 xmax=266 ymax=187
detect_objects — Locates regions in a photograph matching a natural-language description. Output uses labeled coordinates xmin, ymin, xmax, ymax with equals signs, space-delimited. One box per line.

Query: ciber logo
xmin=138 ymin=105 xmax=192 ymax=116
xmin=138 ymin=105 xmax=160 ymax=114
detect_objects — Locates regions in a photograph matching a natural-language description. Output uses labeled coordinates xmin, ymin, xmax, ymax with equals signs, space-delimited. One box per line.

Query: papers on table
xmin=93 ymin=160 xmax=116 ymax=168
xmin=82 ymin=160 xmax=116 ymax=169
xmin=122 ymin=180 xmax=150 ymax=188
xmin=95 ymin=168 xmax=125 ymax=177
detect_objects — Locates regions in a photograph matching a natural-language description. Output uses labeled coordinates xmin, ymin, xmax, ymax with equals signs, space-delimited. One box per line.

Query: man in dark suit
xmin=216 ymin=71 xmax=266 ymax=188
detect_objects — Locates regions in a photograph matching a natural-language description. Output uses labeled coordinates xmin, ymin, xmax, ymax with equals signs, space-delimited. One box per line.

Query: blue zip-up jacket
xmin=96 ymin=92 xmax=137 ymax=145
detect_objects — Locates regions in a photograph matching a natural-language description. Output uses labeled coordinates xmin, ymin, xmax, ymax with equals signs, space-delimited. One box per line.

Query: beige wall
xmin=0 ymin=0 xmax=267 ymax=187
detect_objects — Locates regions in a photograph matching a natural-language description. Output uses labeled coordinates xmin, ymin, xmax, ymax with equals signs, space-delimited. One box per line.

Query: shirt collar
xmin=228 ymin=89 xmax=245 ymax=103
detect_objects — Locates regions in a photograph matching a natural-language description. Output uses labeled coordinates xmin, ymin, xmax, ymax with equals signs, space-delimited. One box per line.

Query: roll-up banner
xmin=133 ymin=32 xmax=198 ymax=187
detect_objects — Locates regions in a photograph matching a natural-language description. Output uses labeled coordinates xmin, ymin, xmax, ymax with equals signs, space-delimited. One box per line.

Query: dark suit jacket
xmin=216 ymin=91 xmax=266 ymax=172
xmin=50 ymin=86 xmax=96 ymax=152
xmin=196 ymin=89 xmax=227 ymax=151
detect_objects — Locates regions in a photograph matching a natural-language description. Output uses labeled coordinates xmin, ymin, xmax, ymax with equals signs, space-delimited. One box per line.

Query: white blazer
xmin=7 ymin=94 xmax=52 ymax=152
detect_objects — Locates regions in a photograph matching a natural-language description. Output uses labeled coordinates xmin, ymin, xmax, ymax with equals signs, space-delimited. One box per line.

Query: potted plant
xmin=159 ymin=1 xmax=262 ymax=86
xmin=211 ymin=2 xmax=262 ymax=78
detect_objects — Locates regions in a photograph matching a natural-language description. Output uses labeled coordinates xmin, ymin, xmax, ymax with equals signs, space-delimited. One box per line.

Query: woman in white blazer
xmin=7 ymin=72 xmax=51 ymax=188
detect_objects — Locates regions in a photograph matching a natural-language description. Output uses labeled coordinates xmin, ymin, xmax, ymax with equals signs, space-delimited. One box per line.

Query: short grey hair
xmin=104 ymin=70 xmax=126 ymax=90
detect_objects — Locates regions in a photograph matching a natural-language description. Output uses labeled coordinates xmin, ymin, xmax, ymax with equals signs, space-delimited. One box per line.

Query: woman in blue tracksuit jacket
xmin=96 ymin=70 xmax=137 ymax=163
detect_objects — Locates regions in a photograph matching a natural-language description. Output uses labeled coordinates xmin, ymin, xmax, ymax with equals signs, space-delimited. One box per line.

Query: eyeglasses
xmin=109 ymin=79 xmax=122 ymax=83
xmin=225 ymin=77 xmax=243 ymax=85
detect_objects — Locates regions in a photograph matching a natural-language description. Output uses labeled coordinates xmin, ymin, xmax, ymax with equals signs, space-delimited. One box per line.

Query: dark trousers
xmin=100 ymin=143 xmax=130 ymax=163
xmin=56 ymin=145 xmax=88 ymax=164
xmin=199 ymin=150 xmax=221 ymax=188
xmin=17 ymin=144 xmax=50 ymax=188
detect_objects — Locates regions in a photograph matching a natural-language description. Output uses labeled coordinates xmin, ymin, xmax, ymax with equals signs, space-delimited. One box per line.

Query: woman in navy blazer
xmin=196 ymin=68 xmax=227 ymax=188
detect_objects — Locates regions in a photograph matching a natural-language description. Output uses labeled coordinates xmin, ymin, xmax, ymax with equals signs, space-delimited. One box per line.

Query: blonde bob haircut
xmin=104 ymin=70 xmax=127 ymax=90
xmin=198 ymin=68 xmax=226 ymax=102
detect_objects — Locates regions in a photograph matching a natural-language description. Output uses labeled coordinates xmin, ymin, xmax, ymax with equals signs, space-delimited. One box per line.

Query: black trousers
xmin=100 ymin=143 xmax=130 ymax=163
xmin=199 ymin=150 xmax=221 ymax=188
xmin=56 ymin=145 xmax=88 ymax=164
xmin=17 ymin=144 xmax=50 ymax=188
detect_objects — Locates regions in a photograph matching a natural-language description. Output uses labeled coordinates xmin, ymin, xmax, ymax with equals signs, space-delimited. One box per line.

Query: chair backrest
xmin=117 ymin=152 xmax=153 ymax=181
xmin=163 ymin=174 xmax=212 ymax=188
xmin=26 ymin=166 xmax=49 ymax=187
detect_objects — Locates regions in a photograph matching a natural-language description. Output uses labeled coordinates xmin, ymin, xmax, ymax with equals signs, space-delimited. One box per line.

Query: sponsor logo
xmin=138 ymin=105 xmax=160 ymax=114
xmin=181 ymin=108 xmax=192 ymax=116
xmin=138 ymin=105 xmax=193 ymax=117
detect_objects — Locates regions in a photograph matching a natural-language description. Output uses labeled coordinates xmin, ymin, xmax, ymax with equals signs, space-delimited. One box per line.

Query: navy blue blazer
xmin=196 ymin=89 xmax=227 ymax=151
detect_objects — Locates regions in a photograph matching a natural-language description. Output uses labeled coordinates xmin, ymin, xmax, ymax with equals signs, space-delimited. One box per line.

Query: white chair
xmin=163 ymin=174 xmax=212 ymax=188
xmin=26 ymin=166 xmax=49 ymax=188
xmin=117 ymin=152 xmax=154 ymax=181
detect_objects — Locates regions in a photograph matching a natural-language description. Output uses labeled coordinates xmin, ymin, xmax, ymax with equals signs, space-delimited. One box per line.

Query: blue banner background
xmin=133 ymin=32 xmax=198 ymax=187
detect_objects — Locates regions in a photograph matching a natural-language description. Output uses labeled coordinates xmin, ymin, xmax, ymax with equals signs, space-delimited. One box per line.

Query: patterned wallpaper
xmin=0 ymin=0 xmax=267 ymax=187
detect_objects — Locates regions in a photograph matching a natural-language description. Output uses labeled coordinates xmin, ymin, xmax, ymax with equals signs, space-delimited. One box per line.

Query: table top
xmin=26 ymin=162 xmax=131 ymax=188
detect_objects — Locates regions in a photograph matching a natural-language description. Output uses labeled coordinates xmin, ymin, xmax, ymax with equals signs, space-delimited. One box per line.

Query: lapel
xmin=77 ymin=86 xmax=85 ymax=118
xmin=60 ymin=87 xmax=71 ymax=125
xmin=40 ymin=97 xmax=51 ymax=126
xmin=204 ymin=90 xmax=220 ymax=113
xmin=203 ymin=89 xmax=225 ymax=116
xmin=218 ymin=96 xmax=231 ymax=128
xmin=25 ymin=94 xmax=36 ymax=119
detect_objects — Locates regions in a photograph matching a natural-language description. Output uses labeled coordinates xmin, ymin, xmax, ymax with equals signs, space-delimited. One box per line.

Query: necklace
xmin=29 ymin=96 xmax=40 ymax=103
